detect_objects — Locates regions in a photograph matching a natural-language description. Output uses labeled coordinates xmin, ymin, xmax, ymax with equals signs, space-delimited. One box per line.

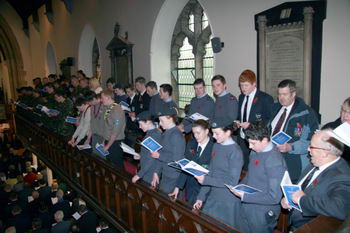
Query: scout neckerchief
xmin=104 ymin=103 xmax=118 ymax=120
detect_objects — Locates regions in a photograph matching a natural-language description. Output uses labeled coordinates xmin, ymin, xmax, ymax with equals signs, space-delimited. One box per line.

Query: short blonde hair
xmin=89 ymin=77 xmax=101 ymax=89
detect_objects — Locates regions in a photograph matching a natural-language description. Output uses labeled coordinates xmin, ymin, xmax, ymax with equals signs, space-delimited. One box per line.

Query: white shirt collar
xmin=198 ymin=137 xmax=210 ymax=150
xmin=262 ymin=142 xmax=274 ymax=152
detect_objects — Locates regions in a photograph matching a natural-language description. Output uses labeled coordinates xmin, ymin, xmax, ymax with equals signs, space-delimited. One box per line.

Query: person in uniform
xmin=134 ymin=76 xmax=151 ymax=115
xmin=86 ymin=93 xmax=106 ymax=155
xmin=159 ymin=84 xmax=178 ymax=110
xmin=68 ymin=97 xmax=91 ymax=147
xmin=131 ymin=111 xmax=162 ymax=185
xmin=178 ymin=79 xmax=215 ymax=134
xmin=231 ymin=121 xmax=287 ymax=233
xmin=193 ymin=118 xmax=243 ymax=228
xmin=236 ymin=69 xmax=274 ymax=170
xmin=51 ymin=91 xmax=75 ymax=136
xmin=211 ymin=75 xmax=239 ymax=124
xmin=113 ymin=84 xmax=128 ymax=104
xmin=100 ymin=90 xmax=126 ymax=170
xmin=146 ymin=81 xmax=162 ymax=118
xmin=169 ymin=119 xmax=214 ymax=205
xmin=151 ymin=106 xmax=185 ymax=193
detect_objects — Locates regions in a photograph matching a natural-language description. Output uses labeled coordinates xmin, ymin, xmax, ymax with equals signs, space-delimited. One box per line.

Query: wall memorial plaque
xmin=255 ymin=1 xmax=326 ymax=113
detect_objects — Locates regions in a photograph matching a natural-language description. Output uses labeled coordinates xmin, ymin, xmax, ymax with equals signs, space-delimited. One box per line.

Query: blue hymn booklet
xmin=65 ymin=117 xmax=78 ymax=124
xmin=225 ymin=184 xmax=262 ymax=194
xmin=280 ymin=171 xmax=302 ymax=212
xmin=168 ymin=158 xmax=209 ymax=176
xmin=95 ymin=143 xmax=110 ymax=156
xmin=141 ymin=136 xmax=162 ymax=152
xmin=271 ymin=131 xmax=292 ymax=145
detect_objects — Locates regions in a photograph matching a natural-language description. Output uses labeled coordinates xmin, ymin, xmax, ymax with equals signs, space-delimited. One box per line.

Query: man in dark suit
xmin=268 ymin=79 xmax=319 ymax=183
xmin=134 ymin=76 xmax=151 ymax=114
xmin=281 ymin=129 xmax=350 ymax=230
xmin=76 ymin=205 xmax=98 ymax=233
xmin=51 ymin=210 xmax=71 ymax=233
xmin=169 ymin=120 xmax=214 ymax=205
xmin=237 ymin=70 xmax=274 ymax=169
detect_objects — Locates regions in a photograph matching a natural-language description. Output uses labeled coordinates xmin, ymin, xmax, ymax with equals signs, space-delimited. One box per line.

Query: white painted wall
xmin=0 ymin=0 xmax=349 ymax=124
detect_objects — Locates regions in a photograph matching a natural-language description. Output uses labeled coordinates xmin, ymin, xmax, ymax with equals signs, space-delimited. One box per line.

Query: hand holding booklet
xmin=271 ymin=131 xmax=292 ymax=145
xmin=141 ymin=136 xmax=162 ymax=152
xmin=95 ymin=143 xmax=109 ymax=156
xmin=120 ymin=142 xmax=139 ymax=156
xmin=168 ymin=158 xmax=209 ymax=176
xmin=225 ymin=184 xmax=262 ymax=194
xmin=280 ymin=171 xmax=302 ymax=212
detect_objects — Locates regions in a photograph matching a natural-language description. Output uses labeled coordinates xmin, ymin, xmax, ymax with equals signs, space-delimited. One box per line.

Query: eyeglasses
xmin=308 ymin=145 xmax=330 ymax=151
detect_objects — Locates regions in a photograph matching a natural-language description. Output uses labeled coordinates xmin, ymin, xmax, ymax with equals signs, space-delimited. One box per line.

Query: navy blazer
xmin=238 ymin=89 xmax=274 ymax=123
xmin=290 ymin=158 xmax=350 ymax=230
xmin=175 ymin=137 xmax=214 ymax=205
xmin=135 ymin=92 xmax=151 ymax=114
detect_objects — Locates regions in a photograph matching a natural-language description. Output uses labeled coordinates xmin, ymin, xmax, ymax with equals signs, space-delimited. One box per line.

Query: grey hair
xmin=320 ymin=130 xmax=344 ymax=156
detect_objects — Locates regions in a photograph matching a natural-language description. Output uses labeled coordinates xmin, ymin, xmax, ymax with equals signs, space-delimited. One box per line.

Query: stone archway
xmin=0 ymin=14 xmax=25 ymax=102
xmin=78 ymin=24 xmax=96 ymax=77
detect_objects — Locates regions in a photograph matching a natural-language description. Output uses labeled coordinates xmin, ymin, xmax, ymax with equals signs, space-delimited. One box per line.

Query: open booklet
xmin=77 ymin=144 xmax=92 ymax=150
xmin=119 ymin=101 xmax=131 ymax=112
xmin=225 ymin=184 xmax=262 ymax=194
xmin=95 ymin=143 xmax=109 ymax=156
xmin=271 ymin=131 xmax=292 ymax=145
xmin=280 ymin=171 xmax=302 ymax=212
xmin=168 ymin=158 xmax=209 ymax=176
xmin=120 ymin=142 xmax=139 ymax=156
xmin=41 ymin=106 xmax=60 ymax=115
xmin=65 ymin=116 xmax=78 ymax=124
xmin=188 ymin=112 xmax=209 ymax=121
xmin=141 ymin=136 xmax=162 ymax=152
xmin=328 ymin=122 xmax=350 ymax=147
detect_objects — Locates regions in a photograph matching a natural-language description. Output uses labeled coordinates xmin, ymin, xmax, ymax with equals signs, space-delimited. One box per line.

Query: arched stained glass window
xmin=171 ymin=0 xmax=214 ymax=109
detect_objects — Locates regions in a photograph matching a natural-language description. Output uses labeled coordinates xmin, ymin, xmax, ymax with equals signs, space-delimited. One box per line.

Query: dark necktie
xmin=272 ymin=108 xmax=287 ymax=136
xmin=243 ymin=95 xmax=249 ymax=122
xmin=196 ymin=146 xmax=202 ymax=158
xmin=301 ymin=167 xmax=319 ymax=190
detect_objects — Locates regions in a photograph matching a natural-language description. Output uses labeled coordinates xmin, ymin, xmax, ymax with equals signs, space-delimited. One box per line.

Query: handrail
xmin=15 ymin=113 xmax=241 ymax=233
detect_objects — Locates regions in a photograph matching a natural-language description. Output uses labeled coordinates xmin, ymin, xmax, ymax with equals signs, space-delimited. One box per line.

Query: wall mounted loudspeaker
xmin=211 ymin=37 xmax=224 ymax=53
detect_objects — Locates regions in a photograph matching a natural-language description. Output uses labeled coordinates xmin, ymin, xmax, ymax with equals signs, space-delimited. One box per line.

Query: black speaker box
xmin=211 ymin=37 xmax=224 ymax=53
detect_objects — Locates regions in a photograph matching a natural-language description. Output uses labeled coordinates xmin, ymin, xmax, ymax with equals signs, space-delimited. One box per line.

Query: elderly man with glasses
xmin=281 ymin=129 xmax=350 ymax=230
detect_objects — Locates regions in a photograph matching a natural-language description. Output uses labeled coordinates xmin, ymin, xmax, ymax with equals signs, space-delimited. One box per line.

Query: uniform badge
xmin=114 ymin=120 xmax=119 ymax=126
xmin=140 ymin=104 xmax=143 ymax=109
xmin=295 ymin=123 xmax=303 ymax=137
xmin=211 ymin=152 xmax=217 ymax=157
xmin=312 ymin=179 xmax=318 ymax=187
xmin=255 ymin=114 xmax=262 ymax=119
xmin=190 ymin=149 xmax=195 ymax=154
xmin=253 ymin=98 xmax=258 ymax=103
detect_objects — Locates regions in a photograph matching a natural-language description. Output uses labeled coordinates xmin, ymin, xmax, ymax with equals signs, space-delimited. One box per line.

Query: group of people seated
xmin=14 ymin=69 xmax=350 ymax=232
xmin=0 ymin=132 xmax=116 ymax=233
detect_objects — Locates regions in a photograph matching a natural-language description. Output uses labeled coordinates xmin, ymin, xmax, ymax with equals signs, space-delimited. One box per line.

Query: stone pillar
xmin=46 ymin=167 xmax=53 ymax=187
xmin=32 ymin=153 xmax=38 ymax=170
xmin=303 ymin=7 xmax=314 ymax=105
xmin=257 ymin=16 xmax=267 ymax=91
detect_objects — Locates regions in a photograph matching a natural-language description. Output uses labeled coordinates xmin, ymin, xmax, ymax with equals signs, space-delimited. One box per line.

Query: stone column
xmin=32 ymin=153 xmax=38 ymax=170
xmin=46 ymin=167 xmax=53 ymax=186
xmin=257 ymin=16 xmax=267 ymax=91
xmin=303 ymin=7 xmax=314 ymax=105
